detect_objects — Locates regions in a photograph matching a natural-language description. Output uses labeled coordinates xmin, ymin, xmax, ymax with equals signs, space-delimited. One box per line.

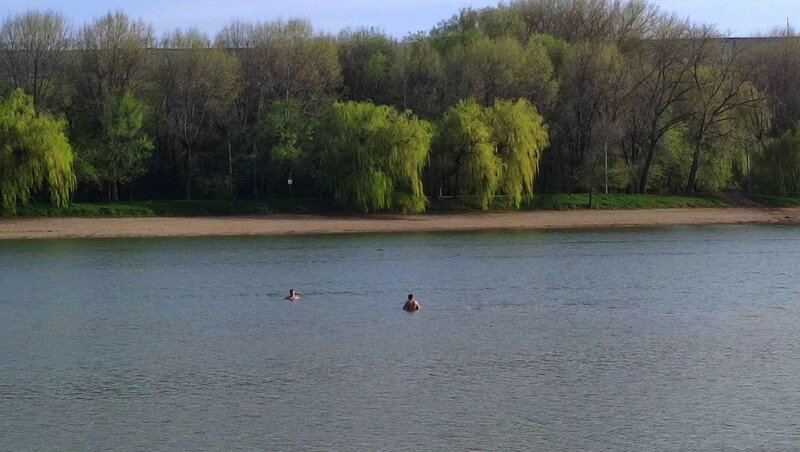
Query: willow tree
xmin=486 ymin=99 xmax=549 ymax=208
xmin=318 ymin=101 xmax=433 ymax=213
xmin=432 ymin=98 xmax=499 ymax=209
xmin=753 ymin=125 xmax=800 ymax=194
xmin=0 ymin=89 xmax=75 ymax=213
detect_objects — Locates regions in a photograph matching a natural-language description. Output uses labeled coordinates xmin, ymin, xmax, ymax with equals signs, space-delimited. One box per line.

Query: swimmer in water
xmin=403 ymin=294 xmax=420 ymax=312
xmin=285 ymin=289 xmax=301 ymax=301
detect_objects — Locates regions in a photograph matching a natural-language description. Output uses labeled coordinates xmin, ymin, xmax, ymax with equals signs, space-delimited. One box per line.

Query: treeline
xmin=2 ymin=0 xmax=800 ymax=213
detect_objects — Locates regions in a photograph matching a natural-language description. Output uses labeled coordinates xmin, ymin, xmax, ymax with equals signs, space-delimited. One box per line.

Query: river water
xmin=2 ymin=226 xmax=800 ymax=450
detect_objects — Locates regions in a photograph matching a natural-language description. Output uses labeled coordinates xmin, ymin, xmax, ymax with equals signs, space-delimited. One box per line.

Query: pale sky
xmin=2 ymin=0 xmax=798 ymax=38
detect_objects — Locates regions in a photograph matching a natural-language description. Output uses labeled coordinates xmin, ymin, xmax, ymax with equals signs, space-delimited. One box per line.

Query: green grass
xmin=428 ymin=194 xmax=729 ymax=212
xmin=750 ymin=195 xmax=800 ymax=207
xmin=7 ymin=194 xmax=730 ymax=218
xmin=11 ymin=199 xmax=332 ymax=218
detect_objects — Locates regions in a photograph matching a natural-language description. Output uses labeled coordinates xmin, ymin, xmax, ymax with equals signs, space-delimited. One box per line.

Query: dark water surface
xmin=2 ymin=226 xmax=800 ymax=450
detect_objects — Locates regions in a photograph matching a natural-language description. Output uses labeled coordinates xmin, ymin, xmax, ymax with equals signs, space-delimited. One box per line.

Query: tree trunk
xmin=228 ymin=138 xmax=234 ymax=199
xmin=185 ymin=150 xmax=192 ymax=201
xmin=685 ymin=144 xmax=702 ymax=194
xmin=588 ymin=185 xmax=594 ymax=209
xmin=638 ymin=142 xmax=656 ymax=194
xmin=252 ymin=143 xmax=258 ymax=200
xmin=111 ymin=181 xmax=119 ymax=202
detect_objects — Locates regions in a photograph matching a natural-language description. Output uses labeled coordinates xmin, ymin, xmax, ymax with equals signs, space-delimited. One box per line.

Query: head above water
xmin=408 ymin=294 xmax=413 ymax=301
xmin=290 ymin=289 xmax=295 ymax=295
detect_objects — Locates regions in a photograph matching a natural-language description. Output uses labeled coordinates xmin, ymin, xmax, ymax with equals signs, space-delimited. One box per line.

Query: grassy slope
xmin=428 ymin=194 xmax=729 ymax=212
xmin=8 ymin=194 xmax=731 ymax=218
xmin=751 ymin=195 xmax=800 ymax=207
xmin=13 ymin=199 xmax=333 ymax=218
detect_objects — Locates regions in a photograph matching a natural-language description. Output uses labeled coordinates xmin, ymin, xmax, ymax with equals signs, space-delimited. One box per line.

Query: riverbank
xmin=11 ymin=194 xmax=729 ymax=218
xmin=2 ymin=207 xmax=800 ymax=239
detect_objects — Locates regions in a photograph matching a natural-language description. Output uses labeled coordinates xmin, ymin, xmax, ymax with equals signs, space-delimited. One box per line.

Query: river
xmin=2 ymin=226 xmax=800 ymax=450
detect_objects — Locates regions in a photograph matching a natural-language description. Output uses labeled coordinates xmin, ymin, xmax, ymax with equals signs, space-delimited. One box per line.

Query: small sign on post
xmin=287 ymin=177 xmax=293 ymax=200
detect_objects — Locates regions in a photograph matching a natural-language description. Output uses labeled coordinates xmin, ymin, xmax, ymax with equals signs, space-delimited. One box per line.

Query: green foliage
xmin=338 ymin=28 xmax=394 ymax=102
xmin=433 ymin=98 xmax=549 ymax=210
xmin=452 ymin=37 xmax=557 ymax=109
xmin=486 ymin=99 xmax=549 ymax=207
xmin=753 ymin=126 xmax=800 ymax=194
xmin=263 ymin=100 xmax=311 ymax=168
xmin=158 ymin=30 xmax=242 ymax=199
xmin=528 ymin=34 xmax=570 ymax=71
xmin=0 ymin=89 xmax=75 ymax=213
xmin=394 ymin=40 xmax=446 ymax=118
xmin=650 ymin=123 xmax=693 ymax=193
xmin=90 ymin=91 xmax=154 ymax=199
xmin=433 ymin=98 xmax=499 ymax=209
xmin=318 ymin=101 xmax=433 ymax=212
xmin=2 ymin=6 xmax=797 ymax=210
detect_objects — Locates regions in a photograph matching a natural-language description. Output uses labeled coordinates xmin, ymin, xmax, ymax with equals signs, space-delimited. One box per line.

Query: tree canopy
xmin=0 ymin=3 xmax=796 ymax=213
xmin=0 ymin=89 xmax=75 ymax=213
xmin=318 ymin=101 xmax=433 ymax=213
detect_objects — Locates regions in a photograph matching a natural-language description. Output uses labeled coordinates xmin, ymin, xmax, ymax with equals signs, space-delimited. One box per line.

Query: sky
xmin=2 ymin=0 xmax=798 ymax=38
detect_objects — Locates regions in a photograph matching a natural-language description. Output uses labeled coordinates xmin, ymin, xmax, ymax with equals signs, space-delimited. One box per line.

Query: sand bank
xmin=2 ymin=207 xmax=800 ymax=240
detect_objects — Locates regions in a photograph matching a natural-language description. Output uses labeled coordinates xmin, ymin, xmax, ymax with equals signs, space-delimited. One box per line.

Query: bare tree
xmin=76 ymin=11 xmax=154 ymax=110
xmin=626 ymin=19 xmax=709 ymax=192
xmin=156 ymin=28 xmax=241 ymax=200
xmin=683 ymin=42 xmax=768 ymax=192
xmin=0 ymin=10 xmax=71 ymax=111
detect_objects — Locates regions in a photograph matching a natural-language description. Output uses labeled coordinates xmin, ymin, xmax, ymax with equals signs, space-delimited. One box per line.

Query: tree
xmin=337 ymin=28 xmax=395 ymax=103
xmin=432 ymin=98 xmax=499 ymax=209
xmin=91 ymin=91 xmax=153 ymax=201
xmin=394 ymin=39 xmax=446 ymax=119
xmin=435 ymin=7 xmax=527 ymax=43
xmin=486 ymin=99 xmax=549 ymax=207
xmin=318 ymin=101 xmax=433 ymax=212
xmin=0 ymin=89 xmax=75 ymax=213
xmin=550 ymin=41 xmax=628 ymax=194
xmin=246 ymin=20 xmax=341 ymax=111
xmin=508 ymin=0 xmax=660 ymax=46
xmin=626 ymin=21 xmax=709 ymax=192
xmin=752 ymin=125 xmax=800 ymax=194
xmin=744 ymin=29 xmax=800 ymax=136
xmin=453 ymin=36 xmax=557 ymax=110
xmin=156 ymin=28 xmax=241 ymax=200
xmin=683 ymin=64 xmax=767 ymax=193
xmin=72 ymin=11 xmax=154 ymax=192
xmin=0 ymin=10 xmax=71 ymax=112
xmin=76 ymin=11 xmax=154 ymax=109
xmin=220 ymin=19 xmax=341 ymax=198
xmin=261 ymin=99 xmax=313 ymax=197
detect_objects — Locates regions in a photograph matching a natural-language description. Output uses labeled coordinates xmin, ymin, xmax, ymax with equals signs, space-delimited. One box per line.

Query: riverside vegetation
xmin=2 ymin=0 xmax=800 ymax=216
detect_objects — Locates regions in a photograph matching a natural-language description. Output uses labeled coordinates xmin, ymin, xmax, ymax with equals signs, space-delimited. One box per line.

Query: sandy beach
xmin=1 ymin=207 xmax=800 ymax=240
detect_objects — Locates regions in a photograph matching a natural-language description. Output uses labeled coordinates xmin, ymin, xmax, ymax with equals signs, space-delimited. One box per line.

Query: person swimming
xmin=403 ymin=294 xmax=420 ymax=312
xmin=285 ymin=289 xmax=301 ymax=301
